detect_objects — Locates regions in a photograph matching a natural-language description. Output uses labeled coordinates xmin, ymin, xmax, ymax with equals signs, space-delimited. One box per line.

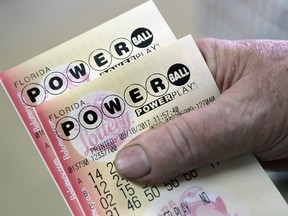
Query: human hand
xmin=114 ymin=38 xmax=288 ymax=184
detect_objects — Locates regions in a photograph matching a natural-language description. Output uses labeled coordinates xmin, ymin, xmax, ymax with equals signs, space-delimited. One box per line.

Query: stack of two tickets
xmin=1 ymin=1 xmax=287 ymax=215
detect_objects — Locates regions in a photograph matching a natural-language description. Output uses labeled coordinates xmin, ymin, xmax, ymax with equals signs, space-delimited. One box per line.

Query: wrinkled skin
xmin=114 ymin=39 xmax=288 ymax=184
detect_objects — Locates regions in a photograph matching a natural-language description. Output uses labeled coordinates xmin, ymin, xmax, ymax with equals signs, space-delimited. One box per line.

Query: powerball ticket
xmin=35 ymin=35 xmax=288 ymax=215
xmin=0 ymin=1 xmax=176 ymax=215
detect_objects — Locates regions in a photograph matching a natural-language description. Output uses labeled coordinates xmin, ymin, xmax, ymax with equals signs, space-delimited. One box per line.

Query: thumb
xmin=114 ymin=39 xmax=257 ymax=184
xmin=114 ymin=90 xmax=253 ymax=184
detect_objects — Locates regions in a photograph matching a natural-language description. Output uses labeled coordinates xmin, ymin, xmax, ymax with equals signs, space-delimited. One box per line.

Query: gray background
xmin=0 ymin=0 xmax=287 ymax=215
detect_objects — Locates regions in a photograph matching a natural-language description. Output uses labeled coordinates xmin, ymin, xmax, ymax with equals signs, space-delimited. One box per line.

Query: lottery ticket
xmin=35 ymin=35 xmax=288 ymax=215
xmin=0 ymin=1 xmax=176 ymax=215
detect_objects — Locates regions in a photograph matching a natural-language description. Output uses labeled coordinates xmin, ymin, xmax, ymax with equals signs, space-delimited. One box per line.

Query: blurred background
xmin=0 ymin=0 xmax=287 ymax=215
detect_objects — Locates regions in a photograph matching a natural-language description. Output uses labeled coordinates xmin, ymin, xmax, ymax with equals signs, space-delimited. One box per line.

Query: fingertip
xmin=195 ymin=38 xmax=217 ymax=52
xmin=114 ymin=144 xmax=151 ymax=181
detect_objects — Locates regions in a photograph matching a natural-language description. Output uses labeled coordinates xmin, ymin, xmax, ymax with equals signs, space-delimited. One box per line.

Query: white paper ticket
xmin=0 ymin=1 xmax=176 ymax=215
xmin=35 ymin=35 xmax=288 ymax=215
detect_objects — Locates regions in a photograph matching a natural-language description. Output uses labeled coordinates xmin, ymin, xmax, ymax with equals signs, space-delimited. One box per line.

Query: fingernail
xmin=114 ymin=145 xmax=150 ymax=180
